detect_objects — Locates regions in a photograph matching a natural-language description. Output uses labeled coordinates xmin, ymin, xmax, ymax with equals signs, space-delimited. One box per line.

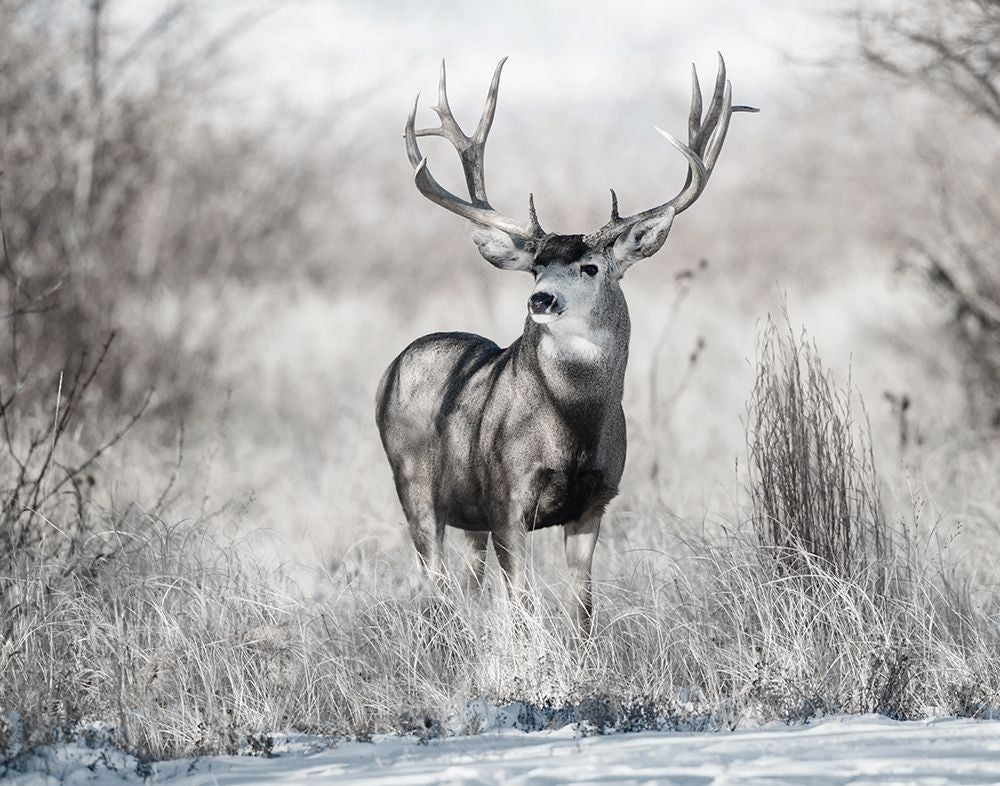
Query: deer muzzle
xmin=529 ymin=291 xmax=562 ymax=323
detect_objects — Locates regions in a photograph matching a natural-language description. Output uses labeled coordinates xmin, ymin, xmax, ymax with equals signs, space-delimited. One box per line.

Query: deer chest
xmin=528 ymin=464 xmax=618 ymax=530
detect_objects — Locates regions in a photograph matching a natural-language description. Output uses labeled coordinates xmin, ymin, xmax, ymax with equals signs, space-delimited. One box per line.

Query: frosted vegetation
xmin=2 ymin=0 xmax=1000 ymax=773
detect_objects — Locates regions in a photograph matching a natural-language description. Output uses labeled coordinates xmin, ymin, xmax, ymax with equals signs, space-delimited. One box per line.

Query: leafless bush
xmin=856 ymin=2 xmax=1000 ymax=125
xmin=747 ymin=317 xmax=890 ymax=577
xmin=0 ymin=334 xmax=152 ymax=573
xmin=0 ymin=1 xmax=315 ymax=421
xmin=853 ymin=0 xmax=1000 ymax=426
xmin=2 ymin=2 xmax=162 ymax=397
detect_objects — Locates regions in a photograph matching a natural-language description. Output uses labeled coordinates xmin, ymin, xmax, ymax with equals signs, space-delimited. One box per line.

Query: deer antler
xmin=583 ymin=53 xmax=758 ymax=249
xmin=405 ymin=59 xmax=545 ymax=241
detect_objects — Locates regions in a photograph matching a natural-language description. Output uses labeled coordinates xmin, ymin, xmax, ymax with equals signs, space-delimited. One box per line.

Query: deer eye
xmin=581 ymin=264 xmax=599 ymax=277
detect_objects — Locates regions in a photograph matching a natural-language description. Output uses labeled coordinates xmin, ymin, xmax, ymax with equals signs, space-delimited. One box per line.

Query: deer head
xmin=404 ymin=56 xmax=757 ymax=336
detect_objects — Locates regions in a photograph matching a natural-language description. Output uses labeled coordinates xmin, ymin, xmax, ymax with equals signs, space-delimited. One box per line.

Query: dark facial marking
xmin=533 ymin=234 xmax=590 ymax=267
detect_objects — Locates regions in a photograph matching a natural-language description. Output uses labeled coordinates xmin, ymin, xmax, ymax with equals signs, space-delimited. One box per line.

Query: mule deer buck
xmin=377 ymin=55 xmax=755 ymax=633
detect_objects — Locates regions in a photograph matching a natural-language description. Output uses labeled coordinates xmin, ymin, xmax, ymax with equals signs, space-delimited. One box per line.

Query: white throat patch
xmin=539 ymin=322 xmax=614 ymax=365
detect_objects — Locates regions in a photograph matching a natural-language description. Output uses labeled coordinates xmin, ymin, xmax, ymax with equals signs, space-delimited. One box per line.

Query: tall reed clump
xmin=747 ymin=317 xmax=889 ymax=577
xmin=739 ymin=316 xmax=1000 ymax=720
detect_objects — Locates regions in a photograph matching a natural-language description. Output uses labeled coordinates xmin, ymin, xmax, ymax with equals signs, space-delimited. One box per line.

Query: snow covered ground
xmin=8 ymin=715 xmax=1000 ymax=785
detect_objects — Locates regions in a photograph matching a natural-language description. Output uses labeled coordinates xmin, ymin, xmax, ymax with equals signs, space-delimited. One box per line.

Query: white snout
xmin=530 ymin=312 xmax=562 ymax=325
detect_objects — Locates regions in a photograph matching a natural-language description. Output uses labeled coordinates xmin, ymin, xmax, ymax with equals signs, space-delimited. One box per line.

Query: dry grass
xmin=3 ymin=290 xmax=1000 ymax=767
xmin=3 ymin=319 xmax=1000 ymax=764
xmin=3 ymin=506 xmax=999 ymax=766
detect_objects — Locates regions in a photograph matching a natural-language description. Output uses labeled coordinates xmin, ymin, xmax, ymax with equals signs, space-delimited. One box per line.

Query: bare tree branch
xmin=852 ymin=0 xmax=1000 ymax=426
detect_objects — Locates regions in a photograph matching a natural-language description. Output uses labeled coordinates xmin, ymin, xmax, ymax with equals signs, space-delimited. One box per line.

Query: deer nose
xmin=529 ymin=291 xmax=556 ymax=314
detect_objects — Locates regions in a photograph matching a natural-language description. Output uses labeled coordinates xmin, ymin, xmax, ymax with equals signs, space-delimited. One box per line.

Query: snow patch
xmin=7 ymin=715 xmax=1000 ymax=785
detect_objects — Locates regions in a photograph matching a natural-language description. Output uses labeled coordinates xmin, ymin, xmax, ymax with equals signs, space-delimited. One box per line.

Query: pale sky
xmin=107 ymin=0 xmax=845 ymax=124
xmin=234 ymin=1 xmax=841 ymax=115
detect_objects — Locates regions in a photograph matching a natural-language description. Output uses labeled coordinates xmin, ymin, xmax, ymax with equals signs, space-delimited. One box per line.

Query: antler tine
xmin=474 ymin=56 xmax=507 ymax=145
xmin=435 ymin=59 xmax=452 ymax=117
xmin=414 ymin=61 xmax=468 ymax=151
xmin=405 ymin=94 xmax=424 ymax=168
xmin=692 ymin=53 xmax=728 ymax=155
xmin=528 ymin=193 xmax=545 ymax=235
xmin=703 ymin=79 xmax=734 ymax=171
xmin=688 ymin=64 xmax=703 ymax=143
xmin=653 ymin=126 xmax=708 ymax=212
xmin=435 ymin=61 xmax=467 ymax=147
xmin=404 ymin=59 xmax=543 ymax=241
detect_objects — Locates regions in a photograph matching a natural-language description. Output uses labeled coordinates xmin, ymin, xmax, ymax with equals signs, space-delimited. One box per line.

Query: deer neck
xmin=517 ymin=307 xmax=630 ymax=412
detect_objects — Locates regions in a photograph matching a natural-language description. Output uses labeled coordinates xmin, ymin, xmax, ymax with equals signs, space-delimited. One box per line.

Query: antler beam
xmin=404 ymin=59 xmax=544 ymax=240
xmin=583 ymin=53 xmax=759 ymax=249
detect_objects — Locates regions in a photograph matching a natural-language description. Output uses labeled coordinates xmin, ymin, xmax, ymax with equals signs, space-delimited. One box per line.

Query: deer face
xmin=527 ymin=235 xmax=615 ymax=326
xmin=510 ymin=233 xmax=632 ymax=371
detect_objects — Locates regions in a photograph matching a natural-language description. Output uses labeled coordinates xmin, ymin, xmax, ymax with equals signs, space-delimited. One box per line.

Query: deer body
xmin=377 ymin=56 xmax=755 ymax=632
xmin=378 ymin=324 xmax=627 ymax=535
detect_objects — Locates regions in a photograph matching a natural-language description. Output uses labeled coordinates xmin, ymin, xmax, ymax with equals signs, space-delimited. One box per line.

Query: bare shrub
xmin=852 ymin=0 xmax=1000 ymax=427
xmin=0 ymin=1 xmax=311 ymax=420
xmin=0 ymin=334 xmax=150 ymax=573
xmin=855 ymin=3 xmax=1000 ymax=127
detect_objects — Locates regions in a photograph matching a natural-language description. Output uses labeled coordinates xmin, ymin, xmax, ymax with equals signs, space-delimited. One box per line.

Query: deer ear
xmin=611 ymin=207 xmax=676 ymax=275
xmin=470 ymin=225 xmax=535 ymax=272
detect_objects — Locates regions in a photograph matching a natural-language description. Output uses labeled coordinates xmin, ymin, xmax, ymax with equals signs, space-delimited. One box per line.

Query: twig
xmin=153 ymin=419 xmax=186 ymax=516
xmin=44 ymin=387 xmax=154 ymax=505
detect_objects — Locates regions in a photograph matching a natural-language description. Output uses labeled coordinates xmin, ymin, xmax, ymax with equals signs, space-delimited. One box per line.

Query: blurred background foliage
xmin=1 ymin=0 xmax=999 ymax=583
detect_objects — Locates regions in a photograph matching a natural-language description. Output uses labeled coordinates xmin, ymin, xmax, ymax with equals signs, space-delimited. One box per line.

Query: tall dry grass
xmin=747 ymin=317 xmax=888 ymax=576
xmin=4 ymin=510 xmax=998 ymax=765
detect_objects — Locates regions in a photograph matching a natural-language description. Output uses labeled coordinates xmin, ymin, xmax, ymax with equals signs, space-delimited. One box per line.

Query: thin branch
xmin=902 ymin=241 xmax=1000 ymax=329
xmin=153 ymin=419 xmax=185 ymax=516
xmin=43 ymin=387 xmax=154 ymax=505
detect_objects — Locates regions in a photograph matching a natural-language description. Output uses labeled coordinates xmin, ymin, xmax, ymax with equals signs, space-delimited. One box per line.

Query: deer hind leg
xmin=460 ymin=530 xmax=490 ymax=595
xmin=564 ymin=512 xmax=602 ymax=636
xmin=396 ymin=480 xmax=446 ymax=589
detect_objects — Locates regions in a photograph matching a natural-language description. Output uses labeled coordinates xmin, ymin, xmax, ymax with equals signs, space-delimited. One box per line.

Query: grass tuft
xmin=748 ymin=316 xmax=889 ymax=577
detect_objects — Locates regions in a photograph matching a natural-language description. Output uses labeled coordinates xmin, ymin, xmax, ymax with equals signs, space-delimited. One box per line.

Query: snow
xmin=7 ymin=715 xmax=1000 ymax=785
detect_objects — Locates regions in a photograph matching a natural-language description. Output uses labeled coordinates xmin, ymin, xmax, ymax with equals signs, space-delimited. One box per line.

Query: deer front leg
xmin=461 ymin=530 xmax=490 ymax=595
xmin=492 ymin=469 xmax=550 ymax=606
xmin=409 ymin=516 xmax=446 ymax=590
xmin=398 ymin=483 xmax=445 ymax=589
xmin=492 ymin=525 xmax=528 ymax=603
xmin=564 ymin=512 xmax=601 ymax=636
